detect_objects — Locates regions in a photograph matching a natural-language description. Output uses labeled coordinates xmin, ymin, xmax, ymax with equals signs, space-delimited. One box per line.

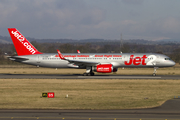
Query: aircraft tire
xmin=152 ymin=73 xmax=156 ymax=76
xmin=90 ymin=72 xmax=94 ymax=76
xmin=83 ymin=72 xmax=94 ymax=76
xmin=83 ymin=73 xmax=87 ymax=76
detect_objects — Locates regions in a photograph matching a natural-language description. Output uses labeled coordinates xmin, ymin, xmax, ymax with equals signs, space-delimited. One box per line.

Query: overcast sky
xmin=0 ymin=0 xmax=180 ymax=40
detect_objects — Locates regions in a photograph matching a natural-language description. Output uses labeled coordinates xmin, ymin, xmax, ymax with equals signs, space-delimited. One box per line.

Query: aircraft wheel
xmin=83 ymin=72 xmax=94 ymax=76
xmin=83 ymin=73 xmax=87 ymax=76
xmin=90 ymin=72 xmax=94 ymax=76
xmin=152 ymin=73 xmax=156 ymax=76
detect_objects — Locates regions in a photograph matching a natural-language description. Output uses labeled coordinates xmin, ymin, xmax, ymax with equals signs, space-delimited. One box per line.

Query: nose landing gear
xmin=152 ymin=67 xmax=158 ymax=76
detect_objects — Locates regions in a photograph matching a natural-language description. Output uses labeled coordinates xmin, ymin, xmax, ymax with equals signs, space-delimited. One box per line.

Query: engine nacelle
xmin=93 ymin=64 xmax=118 ymax=73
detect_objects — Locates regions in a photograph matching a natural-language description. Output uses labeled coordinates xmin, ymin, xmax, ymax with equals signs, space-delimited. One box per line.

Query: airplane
xmin=7 ymin=28 xmax=175 ymax=76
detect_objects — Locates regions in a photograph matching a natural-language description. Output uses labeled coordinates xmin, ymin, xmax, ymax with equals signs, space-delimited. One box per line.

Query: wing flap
xmin=68 ymin=60 xmax=99 ymax=66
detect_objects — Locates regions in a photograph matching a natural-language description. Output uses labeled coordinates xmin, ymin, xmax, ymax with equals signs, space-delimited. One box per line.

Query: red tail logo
xmin=8 ymin=28 xmax=42 ymax=56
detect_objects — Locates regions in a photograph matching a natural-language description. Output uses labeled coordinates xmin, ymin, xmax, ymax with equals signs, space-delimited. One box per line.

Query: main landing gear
xmin=83 ymin=66 xmax=95 ymax=76
xmin=83 ymin=72 xmax=94 ymax=76
xmin=152 ymin=67 xmax=158 ymax=76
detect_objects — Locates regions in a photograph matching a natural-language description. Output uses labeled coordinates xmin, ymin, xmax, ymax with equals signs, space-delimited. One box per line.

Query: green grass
xmin=0 ymin=67 xmax=180 ymax=75
xmin=0 ymin=65 xmax=179 ymax=109
xmin=0 ymin=64 xmax=179 ymax=75
xmin=0 ymin=79 xmax=179 ymax=109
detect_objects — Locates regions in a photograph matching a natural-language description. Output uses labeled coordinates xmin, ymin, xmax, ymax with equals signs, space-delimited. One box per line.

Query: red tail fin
xmin=8 ymin=28 xmax=42 ymax=56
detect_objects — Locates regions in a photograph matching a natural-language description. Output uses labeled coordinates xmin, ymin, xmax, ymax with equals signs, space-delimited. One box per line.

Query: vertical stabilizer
xmin=8 ymin=28 xmax=42 ymax=56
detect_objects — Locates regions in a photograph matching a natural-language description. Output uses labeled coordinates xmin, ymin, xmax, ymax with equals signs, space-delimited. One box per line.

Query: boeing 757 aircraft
xmin=7 ymin=28 xmax=175 ymax=76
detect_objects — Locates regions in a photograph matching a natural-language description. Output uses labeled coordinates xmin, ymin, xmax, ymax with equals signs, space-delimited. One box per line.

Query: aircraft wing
xmin=67 ymin=59 xmax=99 ymax=66
xmin=57 ymin=50 xmax=100 ymax=66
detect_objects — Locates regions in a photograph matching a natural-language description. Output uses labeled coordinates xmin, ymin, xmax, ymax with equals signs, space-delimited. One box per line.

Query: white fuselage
xmin=13 ymin=53 xmax=175 ymax=69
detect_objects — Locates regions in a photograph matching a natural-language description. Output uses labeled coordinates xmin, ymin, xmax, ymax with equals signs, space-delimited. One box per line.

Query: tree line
xmin=0 ymin=41 xmax=180 ymax=64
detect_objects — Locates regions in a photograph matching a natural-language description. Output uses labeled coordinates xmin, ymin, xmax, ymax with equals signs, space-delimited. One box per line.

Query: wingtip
xmin=57 ymin=49 xmax=65 ymax=60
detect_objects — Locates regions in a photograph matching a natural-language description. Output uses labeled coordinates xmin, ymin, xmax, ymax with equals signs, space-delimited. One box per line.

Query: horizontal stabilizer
xmin=8 ymin=56 xmax=29 ymax=62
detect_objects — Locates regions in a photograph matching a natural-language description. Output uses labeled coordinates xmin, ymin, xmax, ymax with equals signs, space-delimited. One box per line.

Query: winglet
xmin=57 ymin=50 xmax=65 ymax=60
xmin=77 ymin=50 xmax=80 ymax=54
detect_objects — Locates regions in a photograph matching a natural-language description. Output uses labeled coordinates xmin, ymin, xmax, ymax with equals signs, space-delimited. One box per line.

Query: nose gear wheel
xmin=152 ymin=67 xmax=158 ymax=76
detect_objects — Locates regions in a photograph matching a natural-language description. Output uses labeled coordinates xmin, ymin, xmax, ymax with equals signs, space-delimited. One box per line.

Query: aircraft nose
xmin=170 ymin=60 xmax=176 ymax=66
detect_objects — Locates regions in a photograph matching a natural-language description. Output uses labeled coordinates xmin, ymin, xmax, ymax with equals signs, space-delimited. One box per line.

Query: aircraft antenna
xmin=120 ymin=33 xmax=123 ymax=53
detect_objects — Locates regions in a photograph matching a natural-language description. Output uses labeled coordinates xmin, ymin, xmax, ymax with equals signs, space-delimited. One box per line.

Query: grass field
xmin=0 ymin=79 xmax=179 ymax=109
xmin=0 ymin=64 xmax=179 ymax=75
xmin=0 ymin=64 xmax=179 ymax=109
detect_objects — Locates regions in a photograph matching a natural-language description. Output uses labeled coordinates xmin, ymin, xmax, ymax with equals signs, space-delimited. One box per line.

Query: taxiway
xmin=0 ymin=99 xmax=180 ymax=120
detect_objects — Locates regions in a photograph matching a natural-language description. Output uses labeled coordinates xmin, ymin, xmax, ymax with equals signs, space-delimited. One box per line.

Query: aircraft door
xmin=37 ymin=55 xmax=41 ymax=64
xmin=122 ymin=55 xmax=128 ymax=65
xmin=147 ymin=55 xmax=157 ymax=66
xmin=122 ymin=55 xmax=128 ymax=61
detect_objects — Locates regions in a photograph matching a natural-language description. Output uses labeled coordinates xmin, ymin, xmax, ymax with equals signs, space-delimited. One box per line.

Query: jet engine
xmin=93 ymin=64 xmax=118 ymax=73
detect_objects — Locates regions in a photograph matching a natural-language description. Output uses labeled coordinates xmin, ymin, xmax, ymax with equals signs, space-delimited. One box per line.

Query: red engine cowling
xmin=94 ymin=64 xmax=118 ymax=73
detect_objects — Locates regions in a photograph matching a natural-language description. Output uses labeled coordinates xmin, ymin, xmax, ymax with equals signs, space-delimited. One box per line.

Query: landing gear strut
xmin=152 ymin=67 xmax=158 ymax=76
xmin=83 ymin=66 xmax=95 ymax=76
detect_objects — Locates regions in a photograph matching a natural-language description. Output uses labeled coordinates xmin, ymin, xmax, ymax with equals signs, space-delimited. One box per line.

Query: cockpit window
xmin=165 ymin=58 xmax=171 ymax=60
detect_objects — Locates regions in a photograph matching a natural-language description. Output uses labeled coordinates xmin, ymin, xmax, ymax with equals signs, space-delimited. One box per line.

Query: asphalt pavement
xmin=0 ymin=99 xmax=180 ymax=120
xmin=0 ymin=74 xmax=180 ymax=79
